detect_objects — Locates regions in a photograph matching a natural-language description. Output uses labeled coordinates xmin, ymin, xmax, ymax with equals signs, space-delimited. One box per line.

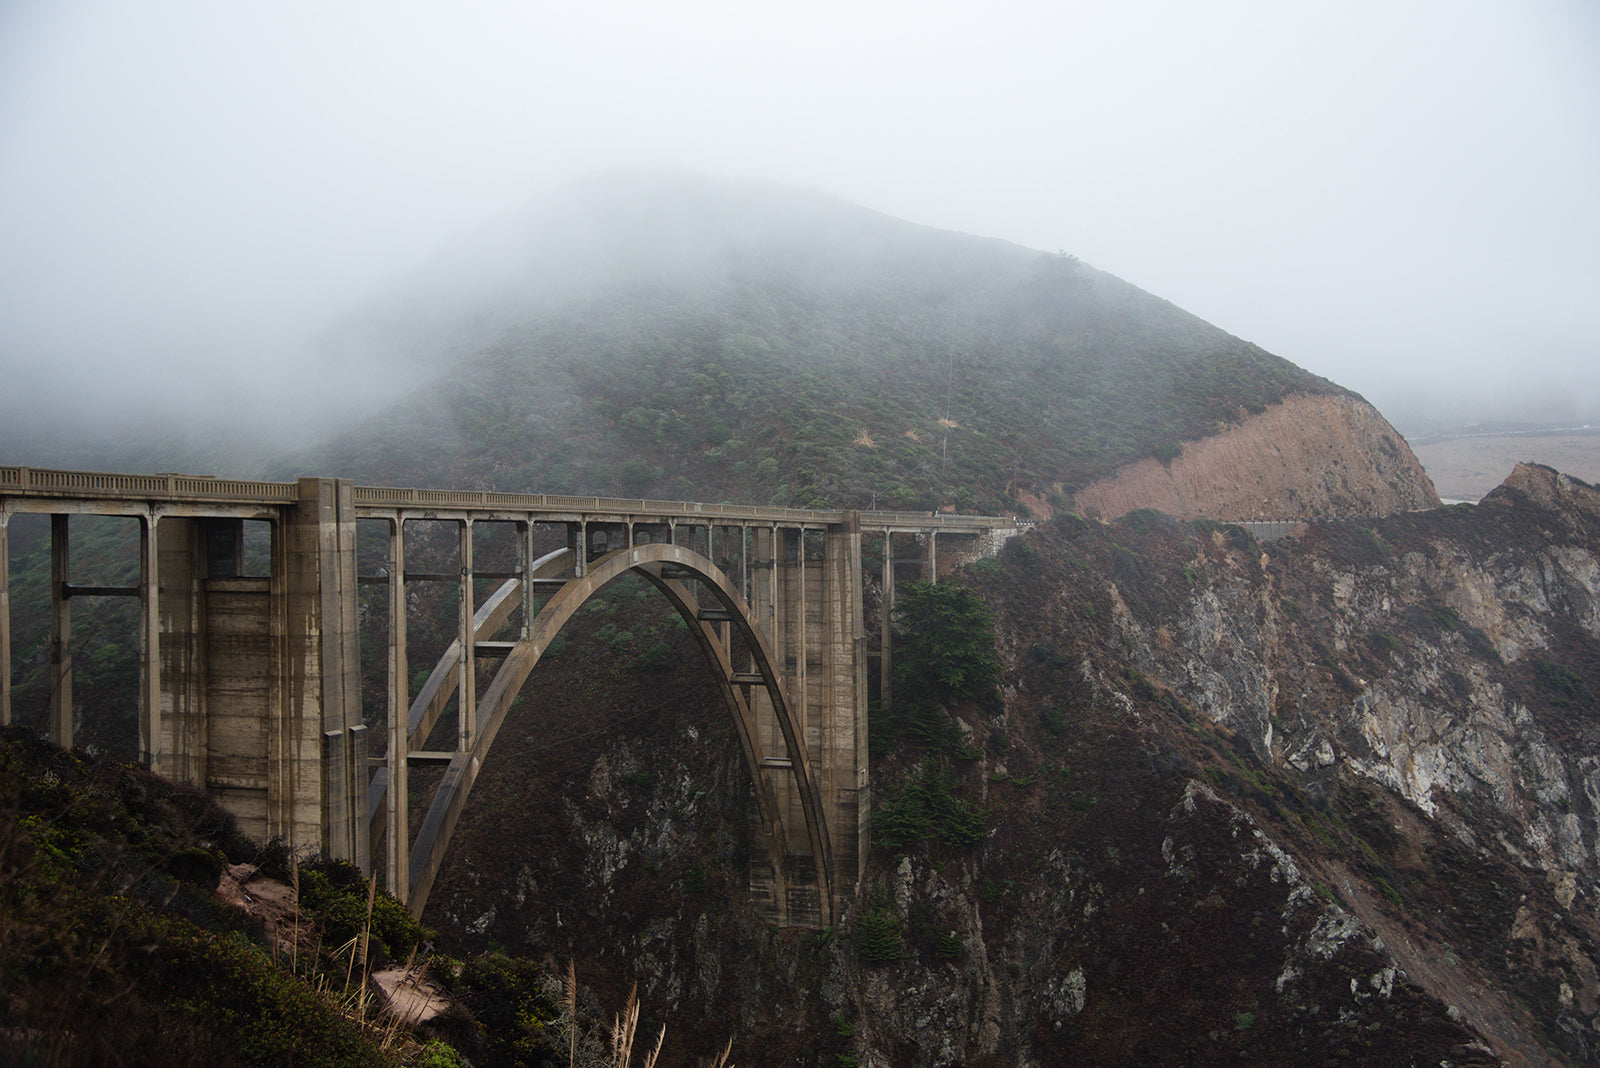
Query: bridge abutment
xmin=285 ymin=477 xmax=366 ymax=868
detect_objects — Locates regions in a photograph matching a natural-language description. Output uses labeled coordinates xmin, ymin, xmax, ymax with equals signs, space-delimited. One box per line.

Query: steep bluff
xmin=1070 ymin=393 xmax=1440 ymax=521
xmin=1039 ymin=464 xmax=1600 ymax=1064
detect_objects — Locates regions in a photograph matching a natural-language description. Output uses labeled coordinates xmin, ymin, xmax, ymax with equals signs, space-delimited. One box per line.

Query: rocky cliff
xmin=1070 ymin=393 xmax=1440 ymax=521
xmin=1059 ymin=463 xmax=1600 ymax=1065
xmin=422 ymin=464 xmax=1597 ymax=1066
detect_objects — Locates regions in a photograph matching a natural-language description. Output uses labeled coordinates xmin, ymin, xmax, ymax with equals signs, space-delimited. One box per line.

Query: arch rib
xmin=367 ymin=548 xmax=573 ymax=851
xmin=403 ymin=543 xmax=836 ymax=926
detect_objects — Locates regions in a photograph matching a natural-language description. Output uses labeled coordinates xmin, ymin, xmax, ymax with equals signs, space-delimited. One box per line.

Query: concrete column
xmin=386 ymin=516 xmax=409 ymax=901
xmin=518 ymin=521 xmax=533 ymax=640
xmin=139 ymin=513 xmax=161 ymax=768
xmin=772 ymin=527 xmax=797 ymax=760
xmin=1 ymin=513 xmax=9 ymax=727
xmin=753 ymin=525 xmax=779 ymax=720
xmin=157 ymin=518 xmax=206 ymax=784
xmin=880 ymin=530 xmax=894 ymax=724
xmin=823 ymin=513 xmax=869 ymax=891
xmin=339 ymin=491 xmax=367 ymax=871
xmin=457 ymin=519 xmax=475 ymax=751
xmin=50 ymin=514 xmax=71 ymax=747
xmin=746 ymin=525 xmax=782 ymax=923
xmin=796 ymin=529 xmax=808 ymax=742
xmin=794 ymin=527 xmax=806 ymax=749
xmin=283 ymin=477 xmax=363 ymax=866
xmin=709 ymin=524 xmax=732 ymax=653
xmin=777 ymin=526 xmax=811 ymax=919
xmin=740 ymin=524 xmax=750 ymax=599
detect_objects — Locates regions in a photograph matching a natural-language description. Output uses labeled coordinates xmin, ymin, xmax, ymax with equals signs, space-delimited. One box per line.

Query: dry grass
xmin=288 ymin=870 xmax=418 ymax=1058
xmin=555 ymin=961 xmax=731 ymax=1068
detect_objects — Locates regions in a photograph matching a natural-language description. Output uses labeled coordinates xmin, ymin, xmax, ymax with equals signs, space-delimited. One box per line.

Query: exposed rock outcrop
xmin=1037 ymin=465 xmax=1600 ymax=1064
xmin=1071 ymin=393 xmax=1440 ymax=521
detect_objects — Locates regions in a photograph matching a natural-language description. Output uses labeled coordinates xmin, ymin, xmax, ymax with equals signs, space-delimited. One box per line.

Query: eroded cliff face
xmin=1070 ymin=393 xmax=1440 ymax=521
xmin=1032 ymin=464 xmax=1600 ymax=1065
xmin=1131 ymin=464 xmax=1600 ymax=881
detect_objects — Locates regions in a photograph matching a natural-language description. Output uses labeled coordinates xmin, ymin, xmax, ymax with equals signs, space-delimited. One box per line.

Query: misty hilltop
xmin=289 ymin=172 xmax=1428 ymax=517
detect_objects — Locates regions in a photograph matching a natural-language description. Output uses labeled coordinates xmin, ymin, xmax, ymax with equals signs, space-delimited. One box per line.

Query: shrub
xmin=1366 ymin=630 xmax=1403 ymax=658
xmin=892 ymin=581 xmax=1000 ymax=705
xmin=1040 ymin=704 xmax=1066 ymax=736
xmin=631 ymin=639 xmax=675 ymax=673
xmin=854 ymin=907 xmax=906 ymax=962
xmin=874 ymin=759 xmax=989 ymax=854
xmin=157 ymin=925 xmax=386 ymax=1068
xmin=881 ymin=582 xmax=1001 ymax=751
xmin=452 ymin=953 xmax=563 ymax=1066
xmin=296 ymin=860 xmax=424 ymax=964
xmin=417 ymin=1040 xmax=466 ymax=1068
xmin=1535 ymin=659 xmax=1587 ymax=707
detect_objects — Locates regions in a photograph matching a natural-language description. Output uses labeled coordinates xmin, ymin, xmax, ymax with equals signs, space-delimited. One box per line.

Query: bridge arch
xmin=3 ymin=468 xmax=1026 ymax=929
xmin=400 ymin=542 xmax=836 ymax=926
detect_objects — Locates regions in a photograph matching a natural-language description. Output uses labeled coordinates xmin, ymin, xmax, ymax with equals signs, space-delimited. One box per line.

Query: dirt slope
xmin=1071 ymin=393 xmax=1440 ymax=520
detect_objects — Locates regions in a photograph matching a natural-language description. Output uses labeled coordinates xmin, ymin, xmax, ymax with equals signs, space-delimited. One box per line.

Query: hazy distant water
xmin=1411 ymin=431 xmax=1600 ymax=502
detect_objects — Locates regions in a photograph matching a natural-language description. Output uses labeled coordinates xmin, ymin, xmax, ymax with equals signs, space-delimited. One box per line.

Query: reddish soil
xmin=1071 ymin=394 xmax=1439 ymax=520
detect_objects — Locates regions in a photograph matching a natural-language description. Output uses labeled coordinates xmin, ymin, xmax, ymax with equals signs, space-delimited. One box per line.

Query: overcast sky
xmin=2 ymin=0 xmax=1597 ymax=442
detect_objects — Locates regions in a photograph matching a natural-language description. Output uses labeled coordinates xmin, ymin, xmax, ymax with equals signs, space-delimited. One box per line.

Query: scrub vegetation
xmin=297 ymin=183 xmax=1339 ymax=513
xmin=0 ymin=726 xmax=724 ymax=1067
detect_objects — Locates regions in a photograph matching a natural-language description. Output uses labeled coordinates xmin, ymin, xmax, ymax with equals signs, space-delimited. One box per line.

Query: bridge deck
xmin=1 ymin=465 xmax=1017 ymax=534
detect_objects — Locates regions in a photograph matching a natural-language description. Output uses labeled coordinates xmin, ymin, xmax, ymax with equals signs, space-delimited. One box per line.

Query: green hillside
xmin=296 ymin=174 xmax=1341 ymax=511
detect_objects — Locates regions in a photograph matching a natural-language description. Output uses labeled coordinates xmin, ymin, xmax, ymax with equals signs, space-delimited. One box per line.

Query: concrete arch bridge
xmin=0 ymin=467 xmax=1024 ymax=927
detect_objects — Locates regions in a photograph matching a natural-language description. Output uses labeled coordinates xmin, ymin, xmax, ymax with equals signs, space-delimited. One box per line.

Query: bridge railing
xmin=3 ymin=466 xmax=1023 ymax=531
xmin=1232 ymin=519 xmax=1298 ymax=542
xmin=861 ymin=510 xmax=1025 ymax=530
xmin=351 ymin=484 xmax=844 ymax=523
xmin=0 ymin=466 xmax=298 ymax=502
xmin=350 ymin=484 xmax=1023 ymax=530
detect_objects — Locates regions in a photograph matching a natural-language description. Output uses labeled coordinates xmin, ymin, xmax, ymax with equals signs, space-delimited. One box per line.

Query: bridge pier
xmin=737 ymin=516 xmax=871 ymax=922
xmin=820 ymin=515 xmax=871 ymax=891
xmin=289 ymin=477 xmax=367 ymax=871
xmin=49 ymin=515 xmax=71 ymax=746
xmin=383 ymin=515 xmax=409 ymax=902
xmin=151 ymin=480 xmax=367 ymax=867
xmin=0 ymin=515 xmax=7 ymax=727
